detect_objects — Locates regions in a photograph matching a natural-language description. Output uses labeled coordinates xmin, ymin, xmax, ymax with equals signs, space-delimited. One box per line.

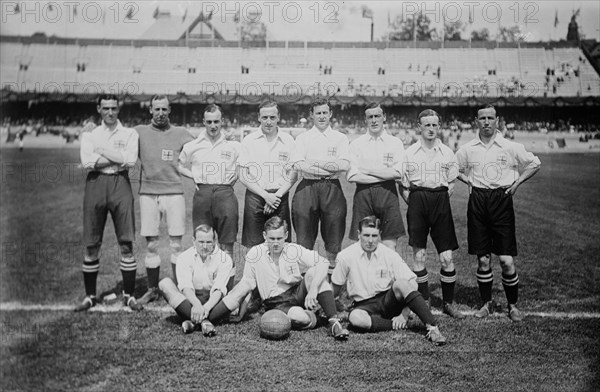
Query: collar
xmin=414 ymin=138 xmax=443 ymax=153
xmin=360 ymin=243 xmax=383 ymax=260
xmin=254 ymin=128 xmax=282 ymax=142
xmin=197 ymin=130 xmax=225 ymax=145
xmin=367 ymin=130 xmax=387 ymax=142
xmin=194 ymin=246 xmax=219 ymax=263
xmin=474 ymin=131 xmax=507 ymax=148
xmin=310 ymin=125 xmax=333 ymax=136
xmin=150 ymin=121 xmax=171 ymax=132
xmin=101 ymin=120 xmax=124 ymax=133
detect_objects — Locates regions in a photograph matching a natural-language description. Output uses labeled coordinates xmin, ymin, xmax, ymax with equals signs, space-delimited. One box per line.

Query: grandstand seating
xmin=1 ymin=40 xmax=599 ymax=97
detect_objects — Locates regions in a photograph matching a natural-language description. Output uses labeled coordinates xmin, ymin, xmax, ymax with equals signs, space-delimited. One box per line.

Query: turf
xmin=1 ymin=148 xmax=599 ymax=391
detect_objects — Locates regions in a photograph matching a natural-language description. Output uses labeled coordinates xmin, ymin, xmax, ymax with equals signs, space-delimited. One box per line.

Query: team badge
xmin=327 ymin=147 xmax=337 ymax=157
xmin=220 ymin=150 xmax=233 ymax=161
xmin=113 ymin=140 xmax=127 ymax=150
xmin=278 ymin=151 xmax=289 ymax=162
xmin=496 ymin=154 xmax=508 ymax=166
xmin=382 ymin=152 xmax=394 ymax=166
xmin=161 ymin=149 xmax=174 ymax=161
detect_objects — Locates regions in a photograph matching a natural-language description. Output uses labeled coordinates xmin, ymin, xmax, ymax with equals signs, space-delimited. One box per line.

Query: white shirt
xmin=332 ymin=242 xmax=416 ymax=302
xmin=403 ymin=139 xmax=458 ymax=188
xmin=347 ymin=131 xmax=406 ymax=184
xmin=238 ymin=129 xmax=295 ymax=190
xmin=176 ymin=246 xmax=233 ymax=295
xmin=80 ymin=120 xmax=138 ymax=174
xmin=240 ymin=243 xmax=322 ymax=300
xmin=455 ymin=132 xmax=541 ymax=189
xmin=291 ymin=126 xmax=350 ymax=180
xmin=179 ymin=131 xmax=241 ymax=185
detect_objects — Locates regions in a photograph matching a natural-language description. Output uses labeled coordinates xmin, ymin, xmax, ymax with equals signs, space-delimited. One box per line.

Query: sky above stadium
xmin=1 ymin=1 xmax=599 ymax=42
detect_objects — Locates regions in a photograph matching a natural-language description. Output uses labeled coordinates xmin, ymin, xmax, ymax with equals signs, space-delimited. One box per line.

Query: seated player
xmin=331 ymin=216 xmax=447 ymax=346
xmin=158 ymin=224 xmax=233 ymax=336
xmin=220 ymin=216 xmax=350 ymax=340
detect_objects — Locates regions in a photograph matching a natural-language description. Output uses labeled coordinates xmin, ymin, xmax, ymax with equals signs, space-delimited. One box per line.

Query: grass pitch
xmin=1 ymin=148 xmax=599 ymax=391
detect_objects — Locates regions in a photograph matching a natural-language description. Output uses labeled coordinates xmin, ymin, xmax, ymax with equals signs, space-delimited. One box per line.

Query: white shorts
xmin=139 ymin=194 xmax=186 ymax=237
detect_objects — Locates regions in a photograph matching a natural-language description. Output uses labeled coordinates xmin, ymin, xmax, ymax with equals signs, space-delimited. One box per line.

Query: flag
xmin=126 ymin=6 xmax=134 ymax=19
xmin=14 ymin=3 xmax=20 ymax=13
xmin=153 ymin=7 xmax=159 ymax=19
xmin=468 ymin=7 xmax=473 ymax=24
xmin=362 ymin=6 xmax=373 ymax=19
xmin=48 ymin=3 xmax=54 ymax=11
xmin=73 ymin=5 xmax=77 ymax=17
xmin=554 ymin=10 xmax=559 ymax=28
xmin=182 ymin=8 xmax=188 ymax=22
xmin=234 ymin=10 xmax=240 ymax=23
xmin=387 ymin=10 xmax=391 ymax=26
xmin=206 ymin=10 xmax=213 ymax=21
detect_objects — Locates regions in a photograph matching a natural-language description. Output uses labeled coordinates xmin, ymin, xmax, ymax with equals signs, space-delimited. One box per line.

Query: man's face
xmin=419 ymin=115 xmax=440 ymax=141
xmin=365 ymin=107 xmax=385 ymax=135
xmin=358 ymin=226 xmax=380 ymax=253
xmin=194 ymin=230 xmax=216 ymax=258
xmin=258 ymin=106 xmax=279 ymax=136
xmin=97 ymin=99 xmax=119 ymax=126
xmin=151 ymin=98 xmax=170 ymax=127
xmin=476 ymin=107 xmax=497 ymax=139
xmin=311 ymin=104 xmax=332 ymax=131
xmin=263 ymin=226 xmax=288 ymax=255
xmin=204 ymin=110 xmax=223 ymax=139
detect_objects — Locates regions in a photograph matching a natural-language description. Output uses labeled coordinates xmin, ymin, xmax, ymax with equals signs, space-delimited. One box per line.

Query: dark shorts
xmin=349 ymin=181 xmax=405 ymax=241
xmin=83 ymin=171 xmax=135 ymax=248
xmin=467 ymin=187 xmax=517 ymax=256
xmin=407 ymin=186 xmax=459 ymax=253
xmin=192 ymin=184 xmax=238 ymax=244
xmin=242 ymin=190 xmax=291 ymax=248
xmin=262 ymin=282 xmax=308 ymax=313
xmin=291 ymin=179 xmax=346 ymax=254
xmin=352 ymin=289 xmax=405 ymax=319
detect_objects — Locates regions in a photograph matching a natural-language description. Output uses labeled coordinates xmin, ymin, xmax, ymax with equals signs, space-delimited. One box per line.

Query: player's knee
xmin=158 ymin=277 xmax=176 ymax=295
xmin=393 ymin=278 xmax=416 ymax=298
xmin=498 ymin=256 xmax=515 ymax=272
xmin=348 ymin=309 xmax=371 ymax=330
xmin=119 ymin=242 xmax=134 ymax=258
xmin=413 ymin=248 xmax=427 ymax=268
xmin=439 ymin=251 xmax=454 ymax=270
xmin=85 ymin=246 xmax=101 ymax=260
xmin=169 ymin=236 xmax=182 ymax=254
xmin=477 ymin=253 xmax=491 ymax=269
xmin=145 ymin=236 xmax=160 ymax=255
xmin=288 ymin=306 xmax=310 ymax=326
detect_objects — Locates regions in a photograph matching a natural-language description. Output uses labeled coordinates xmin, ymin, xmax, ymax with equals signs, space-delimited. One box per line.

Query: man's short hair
xmin=264 ymin=216 xmax=288 ymax=233
xmin=358 ymin=215 xmax=382 ymax=232
xmin=477 ymin=104 xmax=496 ymax=115
xmin=96 ymin=94 xmax=119 ymax=106
xmin=418 ymin=109 xmax=441 ymax=123
xmin=365 ymin=102 xmax=384 ymax=114
xmin=258 ymin=101 xmax=279 ymax=114
xmin=194 ymin=224 xmax=216 ymax=239
xmin=310 ymin=98 xmax=331 ymax=113
xmin=151 ymin=95 xmax=169 ymax=107
xmin=204 ymin=104 xmax=223 ymax=115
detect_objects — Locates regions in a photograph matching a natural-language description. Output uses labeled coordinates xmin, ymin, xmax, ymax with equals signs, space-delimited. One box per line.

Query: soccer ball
xmin=259 ymin=309 xmax=291 ymax=340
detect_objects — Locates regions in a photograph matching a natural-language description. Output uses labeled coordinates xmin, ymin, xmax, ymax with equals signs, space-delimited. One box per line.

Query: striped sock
xmin=82 ymin=259 xmax=100 ymax=297
xmin=414 ymin=269 xmax=430 ymax=301
xmin=440 ymin=269 xmax=457 ymax=304
xmin=175 ymin=300 xmax=192 ymax=321
xmin=476 ymin=268 xmax=493 ymax=304
xmin=120 ymin=256 xmax=137 ymax=295
xmin=502 ymin=272 xmax=520 ymax=305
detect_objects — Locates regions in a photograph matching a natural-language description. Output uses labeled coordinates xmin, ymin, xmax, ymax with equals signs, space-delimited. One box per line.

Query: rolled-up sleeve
xmin=211 ymin=253 xmax=233 ymax=296
xmin=515 ymin=145 xmax=541 ymax=172
xmin=446 ymin=153 xmax=460 ymax=183
xmin=121 ymin=130 xmax=138 ymax=168
xmin=176 ymin=259 xmax=195 ymax=292
xmin=346 ymin=142 xmax=360 ymax=181
xmin=80 ymin=133 xmax=101 ymax=170
xmin=336 ymin=137 xmax=351 ymax=162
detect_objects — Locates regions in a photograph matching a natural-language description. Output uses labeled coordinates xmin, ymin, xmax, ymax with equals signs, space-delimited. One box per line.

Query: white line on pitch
xmin=0 ymin=302 xmax=599 ymax=319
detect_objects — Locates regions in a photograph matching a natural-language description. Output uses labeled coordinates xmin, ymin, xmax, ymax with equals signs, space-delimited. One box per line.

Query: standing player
xmin=347 ymin=103 xmax=405 ymax=250
xmin=76 ymin=94 xmax=142 ymax=312
xmin=136 ymin=95 xmax=194 ymax=304
xmin=218 ymin=216 xmax=350 ymax=340
xmin=238 ymin=101 xmax=297 ymax=249
xmin=456 ymin=105 xmax=541 ymax=322
xmin=401 ymin=109 xmax=464 ymax=318
xmin=291 ymin=98 xmax=350 ymax=274
xmin=178 ymin=104 xmax=241 ymax=288
xmin=332 ymin=216 xmax=446 ymax=345
xmin=159 ymin=224 xmax=233 ymax=335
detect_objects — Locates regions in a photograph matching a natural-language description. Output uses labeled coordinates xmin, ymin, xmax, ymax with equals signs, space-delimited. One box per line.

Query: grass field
xmin=1 ymin=148 xmax=599 ymax=391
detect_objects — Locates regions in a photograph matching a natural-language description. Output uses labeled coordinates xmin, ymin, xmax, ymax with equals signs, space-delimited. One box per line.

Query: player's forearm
xmin=362 ymin=167 xmax=401 ymax=181
xmin=95 ymin=147 xmax=125 ymax=164
xmin=182 ymin=288 xmax=203 ymax=308
xmin=293 ymin=161 xmax=332 ymax=177
xmin=177 ymin=163 xmax=194 ymax=180
xmin=204 ymin=291 xmax=223 ymax=314
xmin=347 ymin=172 xmax=383 ymax=183
xmin=457 ymin=173 xmax=470 ymax=185
xmin=516 ymin=165 xmax=541 ymax=186
xmin=313 ymin=159 xmax=350 ymax=173
xmin=94 ymin=157 xmax=113 ymax=169
xmin=240 ymin=174 xmax=269 ymax=199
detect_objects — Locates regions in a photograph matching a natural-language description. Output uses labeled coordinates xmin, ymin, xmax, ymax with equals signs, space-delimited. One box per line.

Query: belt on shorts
xmin=302 ymin=177 xmax=339 ymax=183
xmin=409 ymin=185 xmax=448 ymax=192
xmin=356 ymin=180 xmax=396 ymax=190
xmin=94 ymin=171 xmax=126 ymax=176
xmin=196 ymin=183 xmax=233 ymax=189
xmin=471 ymin=186 xmax=509 ymax=193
